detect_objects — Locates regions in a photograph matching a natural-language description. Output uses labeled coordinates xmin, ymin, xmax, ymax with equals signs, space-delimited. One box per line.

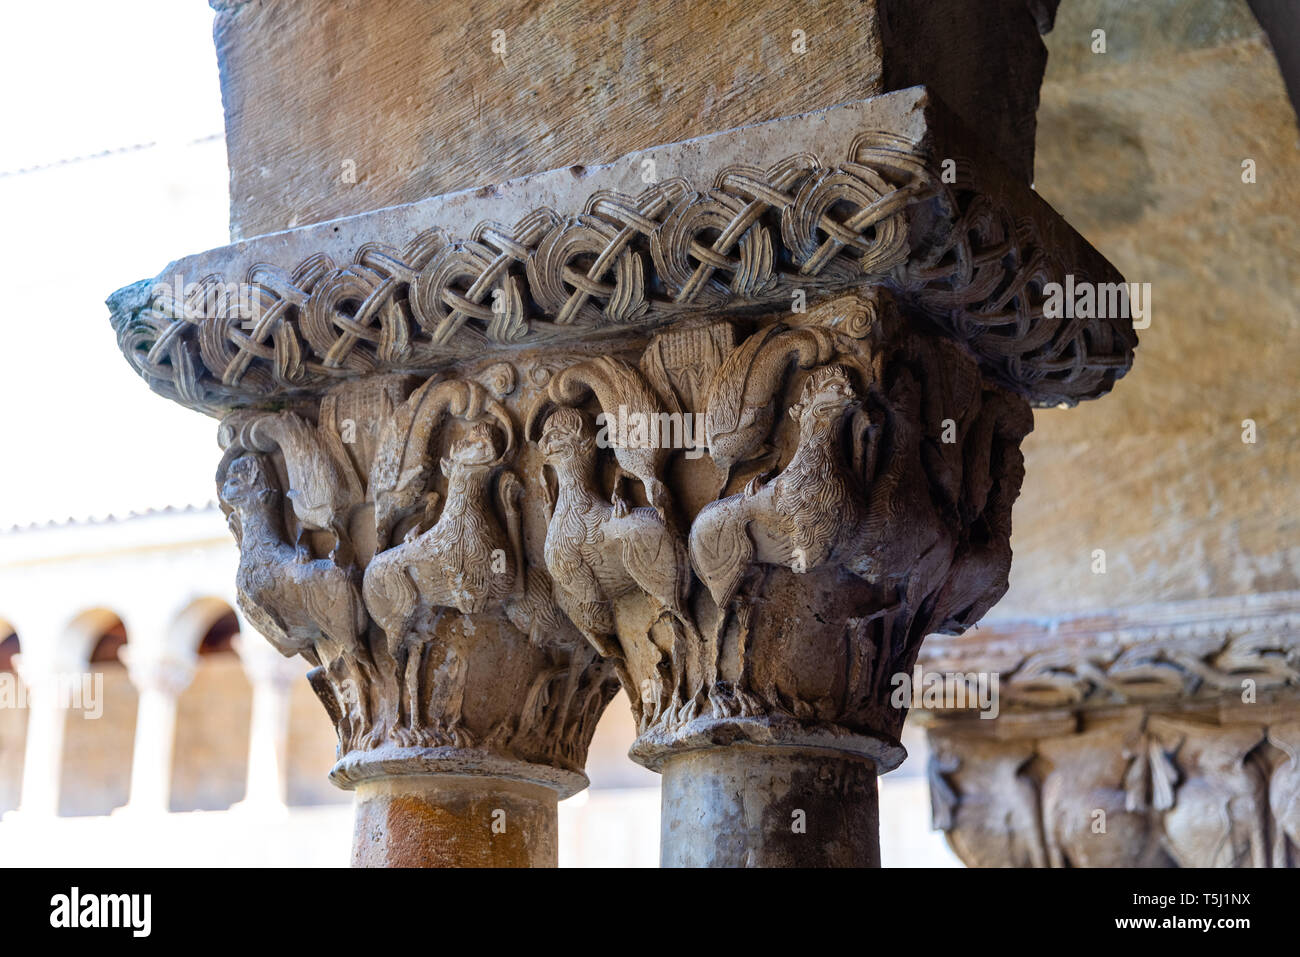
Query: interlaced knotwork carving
xmin=997 ymin=625 xmax=1295 ymax=709
xmin=112 ymin=130 xmax=1135 ymax=416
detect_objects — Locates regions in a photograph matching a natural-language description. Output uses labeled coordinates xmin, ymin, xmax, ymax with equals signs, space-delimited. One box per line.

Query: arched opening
xmin=169 ymin=602 xmax=251 ymax=812
xmin=0 ymin=628 xmax=19 ymax=672
xmin=59 ymin=610 xmax=137 ymax=817
xmin=0 ymin=625 xmax=25 ymax=813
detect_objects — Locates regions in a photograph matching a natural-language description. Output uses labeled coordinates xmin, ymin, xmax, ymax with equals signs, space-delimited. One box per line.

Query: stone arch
xmin=58 ymin=607 xmax=137 ymax=816
xmin=165 ymin=596 xmax=239 ymax=662
xmin=62 ymin=607 xmax=126 ymax=671
xmin=168 ymin=596 xmax=252 ymax=812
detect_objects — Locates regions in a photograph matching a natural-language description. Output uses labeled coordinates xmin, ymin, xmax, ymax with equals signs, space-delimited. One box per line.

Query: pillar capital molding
xmin=917 ymin=590 xmax=1300 ymax=713
xmin=916 ymin=592 xmax=1300 ymax=868
xmin=109 ymin=87 xmax=1135 ymax=419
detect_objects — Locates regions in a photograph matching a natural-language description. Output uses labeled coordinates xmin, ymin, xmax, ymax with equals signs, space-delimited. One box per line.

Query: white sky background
xmin=0 ymin=1 xmax=230 ymax=527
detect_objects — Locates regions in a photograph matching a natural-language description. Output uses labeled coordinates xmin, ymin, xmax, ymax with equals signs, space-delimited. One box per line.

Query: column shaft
xmin=351 ymin=776 xmax=558 ymax=867
xmin=125 ymin=687 xmax=179 ymax=813
xmin=660 ymin=747 xmax=880 ymax=867
xmin=18 ymin=686 xmax=65 ymax=816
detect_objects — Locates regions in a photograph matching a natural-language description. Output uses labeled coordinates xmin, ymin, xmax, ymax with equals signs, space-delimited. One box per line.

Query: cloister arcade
xmin=0 ymin=506 xmax=340 ymax=822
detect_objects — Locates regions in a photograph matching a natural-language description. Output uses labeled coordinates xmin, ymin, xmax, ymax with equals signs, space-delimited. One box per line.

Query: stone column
xmin=122 ymin=653 xmax=195 ymax=814
xmin=16 ymin=668 xmax=69 ymax=817
xmin=233 ymin=634 xmax=301 ymax=812
xmin=661 ymin=747 xmax=881 ymax=867
xmin=109 ymin=2 xmax=1134 ymax=866
xmin=916 ymin=592 xmax=1300 ymax=867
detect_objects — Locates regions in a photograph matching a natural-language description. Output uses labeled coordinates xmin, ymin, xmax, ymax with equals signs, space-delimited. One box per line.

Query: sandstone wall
xmin=996 ymin=0 xmax=1299 ymax=617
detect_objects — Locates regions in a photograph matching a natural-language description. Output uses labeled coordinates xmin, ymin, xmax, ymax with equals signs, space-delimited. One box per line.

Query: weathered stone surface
xmin=995 ymin=0 xmax=1300 ymax=617
xmin=660 ymin=747 xmax=880 ymax=867
xmin=917 ymin=591 xmax=1300 ymax=867
xmin=109 ymin=89 xmax=1134 ymax=417
xmin=351 ymin=775 xmax=558 ymax=867
xmin=109 ymin=2 xmax=1149 ymax=866
xmin=212 ymin=0 xmax=1049 ymax=239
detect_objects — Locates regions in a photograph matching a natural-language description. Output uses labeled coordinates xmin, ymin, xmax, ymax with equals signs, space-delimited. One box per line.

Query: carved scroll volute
xmin=216 ymin=368 xmax=619 ymax=795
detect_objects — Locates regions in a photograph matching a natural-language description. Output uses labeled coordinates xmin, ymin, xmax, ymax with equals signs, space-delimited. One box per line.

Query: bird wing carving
xmin=621 ymin=525 xmax=688 ymax=610
xmin=303 ymin=573 xmax=366 ymax=653
xmin=241 ymin=411 xmax=360 ymax=532
xmin=688 ymin=502 xmax=753 ymax=608
xmin=236 ymin=591 xmax=299 ymax=659
xmin=703 ymin=324 xmax=839 ymax=468
xmin=369 ymin=377 xmax=514 ymax=547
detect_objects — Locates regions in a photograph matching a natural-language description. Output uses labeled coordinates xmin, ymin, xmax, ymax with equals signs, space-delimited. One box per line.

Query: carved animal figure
xmin=220 ymin=405 xmax=362 ymax=564
xmin=1150 ymin=720 xmax=1269 ymax=868
xmin=362 ymin=422 xmax=516 ymax=745
xmin=369 ymin=377 xmax=515 ymax=550
xmin=1038 ymin=729 xmax=1171 ymax=867
xmin=702 ymin=324 xmax=838 ymax=481
xmin=928 ymin=390 xmax=1032 ymax=632
xmin=528 ymin=356 xmax=672 ymax=514
xmin=929 ymin=738 xmax=1048 ymax=868
xmin=690 ymin=365 xmax=862 ymax=611
xmin=1268 ymin=722 xmax=1300 ymax=867
xmin=219 ymin=453 xmax=368 ymax=736
xmin=840 ymin=365 xmax=956 ymax=613
xmin=221 ymin=453 xmax=366 ymax=663
xmin=539 ymin=406 xmax=694 ymax=722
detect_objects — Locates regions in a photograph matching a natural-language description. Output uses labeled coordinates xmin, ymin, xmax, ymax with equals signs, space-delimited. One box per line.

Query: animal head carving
xmin=538 ymin=407 xmax=595 ymax=464
xmin=440 ymin=421 xmax=501 ymax=477
xmin=789 ymin=365 xmax=858 ymax=427
xmin=219 ymin=454 xmax=279 ymax=511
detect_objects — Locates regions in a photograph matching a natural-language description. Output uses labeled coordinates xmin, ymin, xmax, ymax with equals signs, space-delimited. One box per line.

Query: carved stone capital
xmin=213 ymin=371 xmax=618 ymax=800
xmin=108 ymin=86 xmax=1135 ymax=866
xmin=917 ymin=592 xmax=1300 ymax=867
xmin=578 ymin=290 xmax=1036 ymax=775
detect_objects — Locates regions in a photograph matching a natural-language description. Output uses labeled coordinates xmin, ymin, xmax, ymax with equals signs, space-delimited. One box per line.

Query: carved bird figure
xmin=702 ymin=324 xmax=838 ymax=482
xmin=691 ymin=365 xmax=862 ymax=610
xmin=538 ymin=406 xmax=694 ymax=722
xmin=527 ymin=356 xmax=672 ymax=515
xmin=220 ymin=452 xmax=366 ymax=664
xmin=222 ymin=405 xmax=362 ymax=564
